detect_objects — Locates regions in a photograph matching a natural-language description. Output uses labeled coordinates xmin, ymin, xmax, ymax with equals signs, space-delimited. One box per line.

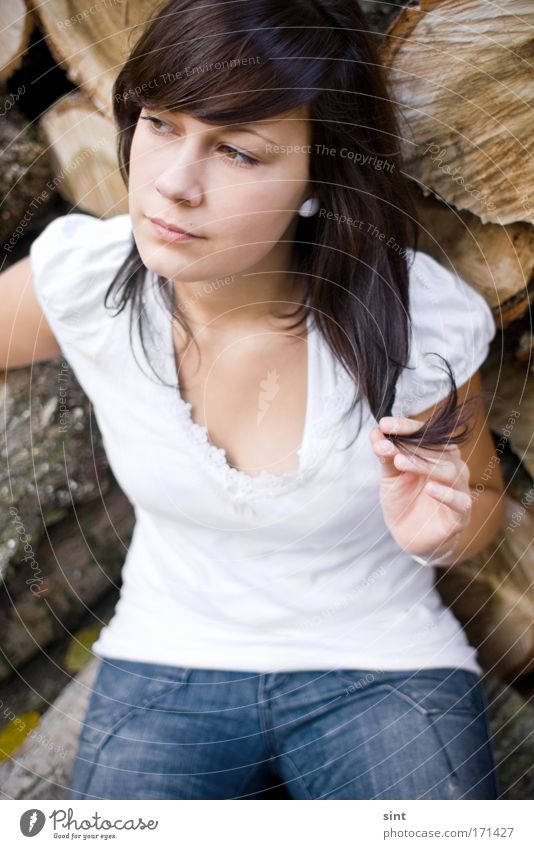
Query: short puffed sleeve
xmin=30 ymin=212 xmax=134 ymax=358
xmin=391 ymin=250 xmax=497 ymax=418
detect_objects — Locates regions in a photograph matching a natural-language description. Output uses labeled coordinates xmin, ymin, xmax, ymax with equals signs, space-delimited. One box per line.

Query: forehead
xmin=237 ymin=104 xmax=311 ymax=138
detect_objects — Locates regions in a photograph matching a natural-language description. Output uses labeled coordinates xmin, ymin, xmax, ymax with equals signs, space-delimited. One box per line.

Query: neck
xmin=171 ymin=240 xmax=307 ymax=331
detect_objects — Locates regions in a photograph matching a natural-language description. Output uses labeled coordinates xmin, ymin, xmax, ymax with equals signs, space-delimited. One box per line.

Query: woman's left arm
xmin=371 ymin=370 xmax=507 ymax=566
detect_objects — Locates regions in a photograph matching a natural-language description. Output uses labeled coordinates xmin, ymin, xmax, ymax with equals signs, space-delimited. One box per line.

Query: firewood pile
xmin=0 ymin=0 xmax=533 ymax=799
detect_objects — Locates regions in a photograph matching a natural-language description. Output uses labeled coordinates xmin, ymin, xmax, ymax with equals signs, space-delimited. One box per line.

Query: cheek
xmin=128 ymin=125 xmax=143 ymax=177
xmin=252 ymin=162 xmax=308 ymax=217
xmin=128 ymin=129 xmax=157 ymax=199
xmin=219 ymin=178 xmax=302 ymax=239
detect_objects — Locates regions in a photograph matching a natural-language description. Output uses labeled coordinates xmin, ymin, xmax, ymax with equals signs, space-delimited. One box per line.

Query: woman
xmin=22 ymin=0 xmax=504 ymax=798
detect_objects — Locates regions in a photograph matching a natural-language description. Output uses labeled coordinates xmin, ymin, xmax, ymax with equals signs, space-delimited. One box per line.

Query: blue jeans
xmin=68 ymin=658 xmax=500 ymax=800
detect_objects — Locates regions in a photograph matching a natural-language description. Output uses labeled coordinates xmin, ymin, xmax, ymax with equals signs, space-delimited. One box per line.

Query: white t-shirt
xmin=30 ymin=213 xmax=497 ymax=674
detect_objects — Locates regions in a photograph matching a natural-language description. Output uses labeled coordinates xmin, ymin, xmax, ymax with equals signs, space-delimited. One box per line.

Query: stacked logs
xmin=379 ymin=0 xmax=534 ymax=690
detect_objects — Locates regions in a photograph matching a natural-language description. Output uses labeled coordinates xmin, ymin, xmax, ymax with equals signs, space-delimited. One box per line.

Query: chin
xmin=144 ymin=260 xmax=181 ymax=281
xmin=135 ymin=247 xmax=204 ymax=284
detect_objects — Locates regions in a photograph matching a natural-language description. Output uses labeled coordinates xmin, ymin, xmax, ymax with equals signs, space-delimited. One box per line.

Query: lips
xmin=148 ymin=216 xmax=198 ymax=237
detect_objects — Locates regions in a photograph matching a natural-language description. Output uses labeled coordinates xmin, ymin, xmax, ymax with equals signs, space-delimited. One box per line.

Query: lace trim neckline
xmin=147 ymin=273 xmax=354 ymax=504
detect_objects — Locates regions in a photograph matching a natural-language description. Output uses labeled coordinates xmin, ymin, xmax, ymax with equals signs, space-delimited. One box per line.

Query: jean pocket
xmin=78 ymin=659 xmax=193 ymax=749
xmin=387 ymin=671 xmax=485 ymax=718
xmin=338 ymin=668 xmax=485 ymax=718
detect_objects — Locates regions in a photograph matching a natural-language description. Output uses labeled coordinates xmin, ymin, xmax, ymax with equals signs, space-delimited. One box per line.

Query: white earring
xmin=298 ymin=196 xmax=320 ymax=217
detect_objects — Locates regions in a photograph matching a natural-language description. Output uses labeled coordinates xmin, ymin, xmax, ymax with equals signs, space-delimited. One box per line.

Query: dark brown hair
xmin=106 ymin=0 xmax=489 ymax=458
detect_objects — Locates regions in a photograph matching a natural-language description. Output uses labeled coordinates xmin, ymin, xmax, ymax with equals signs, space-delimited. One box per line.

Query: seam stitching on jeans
xmin=387 ymin=683 xmax=478 ymax=717
xmin=256 ymin=676 xmax=281 ymax=762
xmin=91 ymin=674 xmax=193 ymax=755
xmin=233 ymin=759 xmax=274 ymax=799
xmin=278 ymin=751 xmax=314 ymax=800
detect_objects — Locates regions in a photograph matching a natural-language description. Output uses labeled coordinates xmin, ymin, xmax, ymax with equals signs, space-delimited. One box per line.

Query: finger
xmin=424 ymin=480 xmax=473 ymax=514
xmin=393 ymin=453 xmax=468 ymax=487
xmin=370 ymin=425 xmax=397 ymax=452
xmin=369 ymin=427 xmax=402 ymax=477
xmin=379 ymin=415 xmax=460 ymax=444
xmin=403 ymin=443 xmax=463 ymax=464
xmin=378 ymin=416 xmax=426 ymax=436
xmin=379 ymin=415 xmax=462 ymax=441
xmin=379 ymin=418 xmax=463 ymax=463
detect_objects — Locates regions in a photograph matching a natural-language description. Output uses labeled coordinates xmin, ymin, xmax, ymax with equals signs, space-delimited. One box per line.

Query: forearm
xmin=439 ymin=485 xmax=506 ymax=566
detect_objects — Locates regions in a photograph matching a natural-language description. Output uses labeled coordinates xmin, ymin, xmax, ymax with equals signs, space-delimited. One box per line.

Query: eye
xmin=140 ymin=115 xmax=174 ymax=135
xmin=140 ymin=114 xmax=260 ymax=168
xmin=217 ymin=144 xmax=260 ymax=168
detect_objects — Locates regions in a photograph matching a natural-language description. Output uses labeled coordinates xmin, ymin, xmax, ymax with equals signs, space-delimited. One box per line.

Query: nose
xmin=154 ymin=139 xmax=204 ymax=206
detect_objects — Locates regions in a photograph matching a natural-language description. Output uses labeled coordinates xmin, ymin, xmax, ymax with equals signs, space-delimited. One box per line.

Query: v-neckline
xmin=150 ymin=273 xmax=316 ymax=489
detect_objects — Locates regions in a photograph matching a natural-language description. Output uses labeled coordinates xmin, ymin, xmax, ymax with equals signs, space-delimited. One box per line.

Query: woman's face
xmin=128 ymin=103 xmax=313 ymax=283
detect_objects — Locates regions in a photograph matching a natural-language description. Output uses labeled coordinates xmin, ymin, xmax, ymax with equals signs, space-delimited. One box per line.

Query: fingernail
xmin=380 ymin=416 xmax=399 ymax=433
xmin=379 ymin=440 xmax=395 ymax=454
xmin=398 ymin=454 xmax=418 ymax=467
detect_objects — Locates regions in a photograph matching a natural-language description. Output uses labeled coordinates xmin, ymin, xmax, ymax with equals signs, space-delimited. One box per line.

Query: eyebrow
xmin=223 ymin=124 xmax=279 ymax=146
xmin=141 ymin=104 xmax=279 ymax=146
